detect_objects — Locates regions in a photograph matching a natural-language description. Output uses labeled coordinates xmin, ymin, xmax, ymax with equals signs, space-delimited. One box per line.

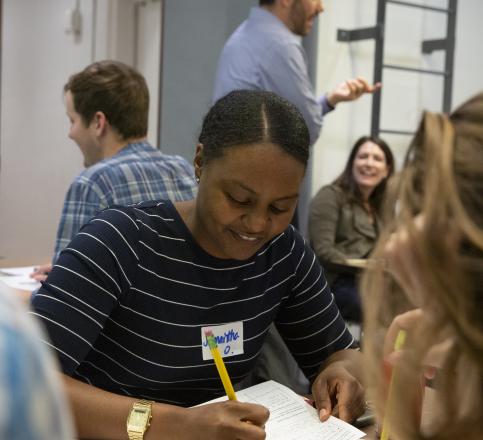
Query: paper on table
xmin=0 ymin=266 xmax=40 ymax=294
xmin=202 ymin=380 xmax=366 ymax=440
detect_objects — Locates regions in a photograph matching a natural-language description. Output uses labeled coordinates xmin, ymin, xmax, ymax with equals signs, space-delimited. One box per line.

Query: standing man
xmin=213 ymin=0 xmax=380 ymax=145
xmin=32 ymin=61 xmax=197 ymax=281
xmin=213 ymin=0 xmax=378 ymax=394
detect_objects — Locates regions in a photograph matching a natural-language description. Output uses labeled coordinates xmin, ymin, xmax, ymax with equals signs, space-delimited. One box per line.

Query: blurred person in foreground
xmin=0 ymin=290 xmax=74 ymax=439
xmin=362 ymin=91 xmax=483 ymax=439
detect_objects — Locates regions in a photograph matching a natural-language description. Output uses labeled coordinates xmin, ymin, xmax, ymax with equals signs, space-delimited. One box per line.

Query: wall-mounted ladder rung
xmin=422 ymin=39 xmax=449 ymax=54
xmin=337 ymin=26 xmax=381 ymax=42
xmin=336 ymin=0 xmax=457 ymax=137
xmin=387 ymin=0 xmax=450 ymax=14
xmin=383 ymin=64 xmax=447 ymax=76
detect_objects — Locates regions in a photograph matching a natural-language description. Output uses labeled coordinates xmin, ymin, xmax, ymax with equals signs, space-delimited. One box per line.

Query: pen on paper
xmin=380 ymin=329 xmax=407 ymax=440
xmin=204 ymin=329 xmax=237 ymax=401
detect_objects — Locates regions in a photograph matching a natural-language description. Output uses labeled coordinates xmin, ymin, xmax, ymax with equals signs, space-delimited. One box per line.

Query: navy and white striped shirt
xmin=31 ymin=200 xmax=355 ymax=407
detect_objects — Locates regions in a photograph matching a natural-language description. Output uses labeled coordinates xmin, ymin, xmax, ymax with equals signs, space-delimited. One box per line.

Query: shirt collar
xmin=112 ymin=140 xmax=151 ymax=158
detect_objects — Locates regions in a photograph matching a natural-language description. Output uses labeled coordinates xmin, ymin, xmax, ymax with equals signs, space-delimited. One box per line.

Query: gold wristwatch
xmin=126 ymin=400 xmax=153 ymax=440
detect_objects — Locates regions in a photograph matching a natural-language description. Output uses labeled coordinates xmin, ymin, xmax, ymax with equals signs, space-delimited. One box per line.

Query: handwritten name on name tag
xmin=201 ymin=321 xmax=244 ymax=361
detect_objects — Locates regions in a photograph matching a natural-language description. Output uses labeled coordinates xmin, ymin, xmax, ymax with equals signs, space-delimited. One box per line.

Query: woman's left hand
xmin=311 ymin=351 xmax=365 ymax=423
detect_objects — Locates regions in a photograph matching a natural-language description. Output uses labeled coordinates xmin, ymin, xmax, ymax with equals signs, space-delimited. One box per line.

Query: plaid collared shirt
xmin=54 ymin=141 xmax=197 ymax=259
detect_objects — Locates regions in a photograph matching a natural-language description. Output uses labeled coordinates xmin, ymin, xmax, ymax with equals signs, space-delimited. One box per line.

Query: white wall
xmin=0 ymin=0 xmax=162 ymax=262
xmin=136 ymin=0 xmax=162 ymax=146
xmin=0 ymin=0 xmax=94 ymax=262
xmin=452 ymin=0 xmax=483 ymax=104
xmin=311 ymin=0 xmax=483 ymax=195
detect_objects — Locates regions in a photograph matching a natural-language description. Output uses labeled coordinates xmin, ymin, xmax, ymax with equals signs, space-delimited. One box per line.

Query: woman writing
xmin=31 ymin=90 xmax=365 ymax=439
xmin=362 ymin=92 xmax=483 ymax=439
xmin=308 ymin=136 xmax=394 ymax=321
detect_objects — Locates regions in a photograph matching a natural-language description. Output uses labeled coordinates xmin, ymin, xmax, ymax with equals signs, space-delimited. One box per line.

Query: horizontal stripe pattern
xmin=31 ymin=201 xmax=354 ymax=406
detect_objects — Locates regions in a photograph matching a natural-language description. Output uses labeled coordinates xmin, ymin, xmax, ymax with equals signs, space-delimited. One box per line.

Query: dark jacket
xmin=308 ymin=184 xmax=380 ymax=282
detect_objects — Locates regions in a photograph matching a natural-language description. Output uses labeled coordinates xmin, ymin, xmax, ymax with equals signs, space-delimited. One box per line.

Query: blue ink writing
xmin=202 ymin=328 xmax=240 ymax=347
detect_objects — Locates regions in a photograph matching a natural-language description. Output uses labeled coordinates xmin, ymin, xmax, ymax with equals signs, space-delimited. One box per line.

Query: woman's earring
xmin=196 ymin=176 xmax=200 ymax=184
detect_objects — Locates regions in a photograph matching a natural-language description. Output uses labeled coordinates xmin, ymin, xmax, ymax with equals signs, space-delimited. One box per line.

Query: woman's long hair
xmin=361 ymin=92 xmax=483 ymax=439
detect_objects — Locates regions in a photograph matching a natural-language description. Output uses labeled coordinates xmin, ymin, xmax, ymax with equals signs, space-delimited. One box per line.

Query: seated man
xmin=32 ymin=61 xmax=197 ymax=280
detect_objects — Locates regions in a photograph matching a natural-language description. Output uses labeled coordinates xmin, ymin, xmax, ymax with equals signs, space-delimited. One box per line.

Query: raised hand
xmin=327 ymin=77 xmax=382 ymax=107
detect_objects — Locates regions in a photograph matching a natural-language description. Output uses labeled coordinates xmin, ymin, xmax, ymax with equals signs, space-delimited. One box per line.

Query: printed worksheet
xmin=204 ymin=380 xmax=366 ymax=440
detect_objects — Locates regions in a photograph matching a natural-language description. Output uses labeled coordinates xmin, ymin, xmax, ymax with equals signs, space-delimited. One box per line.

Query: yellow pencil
xmin=205 ymin=329 xmax=237 ymax=401
xmin=380 ymin=329 xmax=407 ymax=440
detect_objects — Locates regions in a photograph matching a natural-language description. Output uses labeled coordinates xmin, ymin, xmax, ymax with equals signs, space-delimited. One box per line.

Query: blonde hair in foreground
xmin=361 ymin=91 xmax=483 ymax=440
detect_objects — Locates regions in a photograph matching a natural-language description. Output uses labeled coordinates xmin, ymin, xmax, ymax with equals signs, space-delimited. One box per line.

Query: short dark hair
xmin=64 ymin=60 xmax=149 ymax=140
xmin=199 ymin=90 xmax=310 ymax=166
xmin=260 ymin=0 xmax=276 ymax=5
xmin=333 ymin=135 xmax=394 ymax=210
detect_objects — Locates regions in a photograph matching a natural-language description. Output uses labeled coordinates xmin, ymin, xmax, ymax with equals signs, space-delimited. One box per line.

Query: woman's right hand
xmin=384 ymin=310 xmax=452 ymax=381
xmin=170 ymin=400 xmax=269 ymax=440
xmin=383 ymin=309 xmax=423 ymax=359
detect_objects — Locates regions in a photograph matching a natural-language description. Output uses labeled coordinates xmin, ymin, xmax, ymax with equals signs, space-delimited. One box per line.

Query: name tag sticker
xmin=201 ymin=321 xmax=244 ymax=361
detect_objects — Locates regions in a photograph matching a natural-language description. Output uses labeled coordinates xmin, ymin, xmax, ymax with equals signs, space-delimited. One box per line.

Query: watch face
xmin=128 ymin=408 xmax=149 ymax=430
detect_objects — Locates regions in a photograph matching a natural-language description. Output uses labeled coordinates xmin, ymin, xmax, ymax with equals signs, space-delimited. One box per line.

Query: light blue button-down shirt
xmin=213 ymin=7 xmax=333 ymax=145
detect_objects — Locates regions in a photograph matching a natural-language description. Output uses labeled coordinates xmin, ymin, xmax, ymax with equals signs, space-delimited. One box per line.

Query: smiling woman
xmin=179 ymin=142 xmax=304 ymax=261
xmin=309 ymin=135 xmax=394 ymax=322
xmin=30 ymin=90 xmax=366 ymax=440
xmin=176 ymin=89 xmax=309 ymax=261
